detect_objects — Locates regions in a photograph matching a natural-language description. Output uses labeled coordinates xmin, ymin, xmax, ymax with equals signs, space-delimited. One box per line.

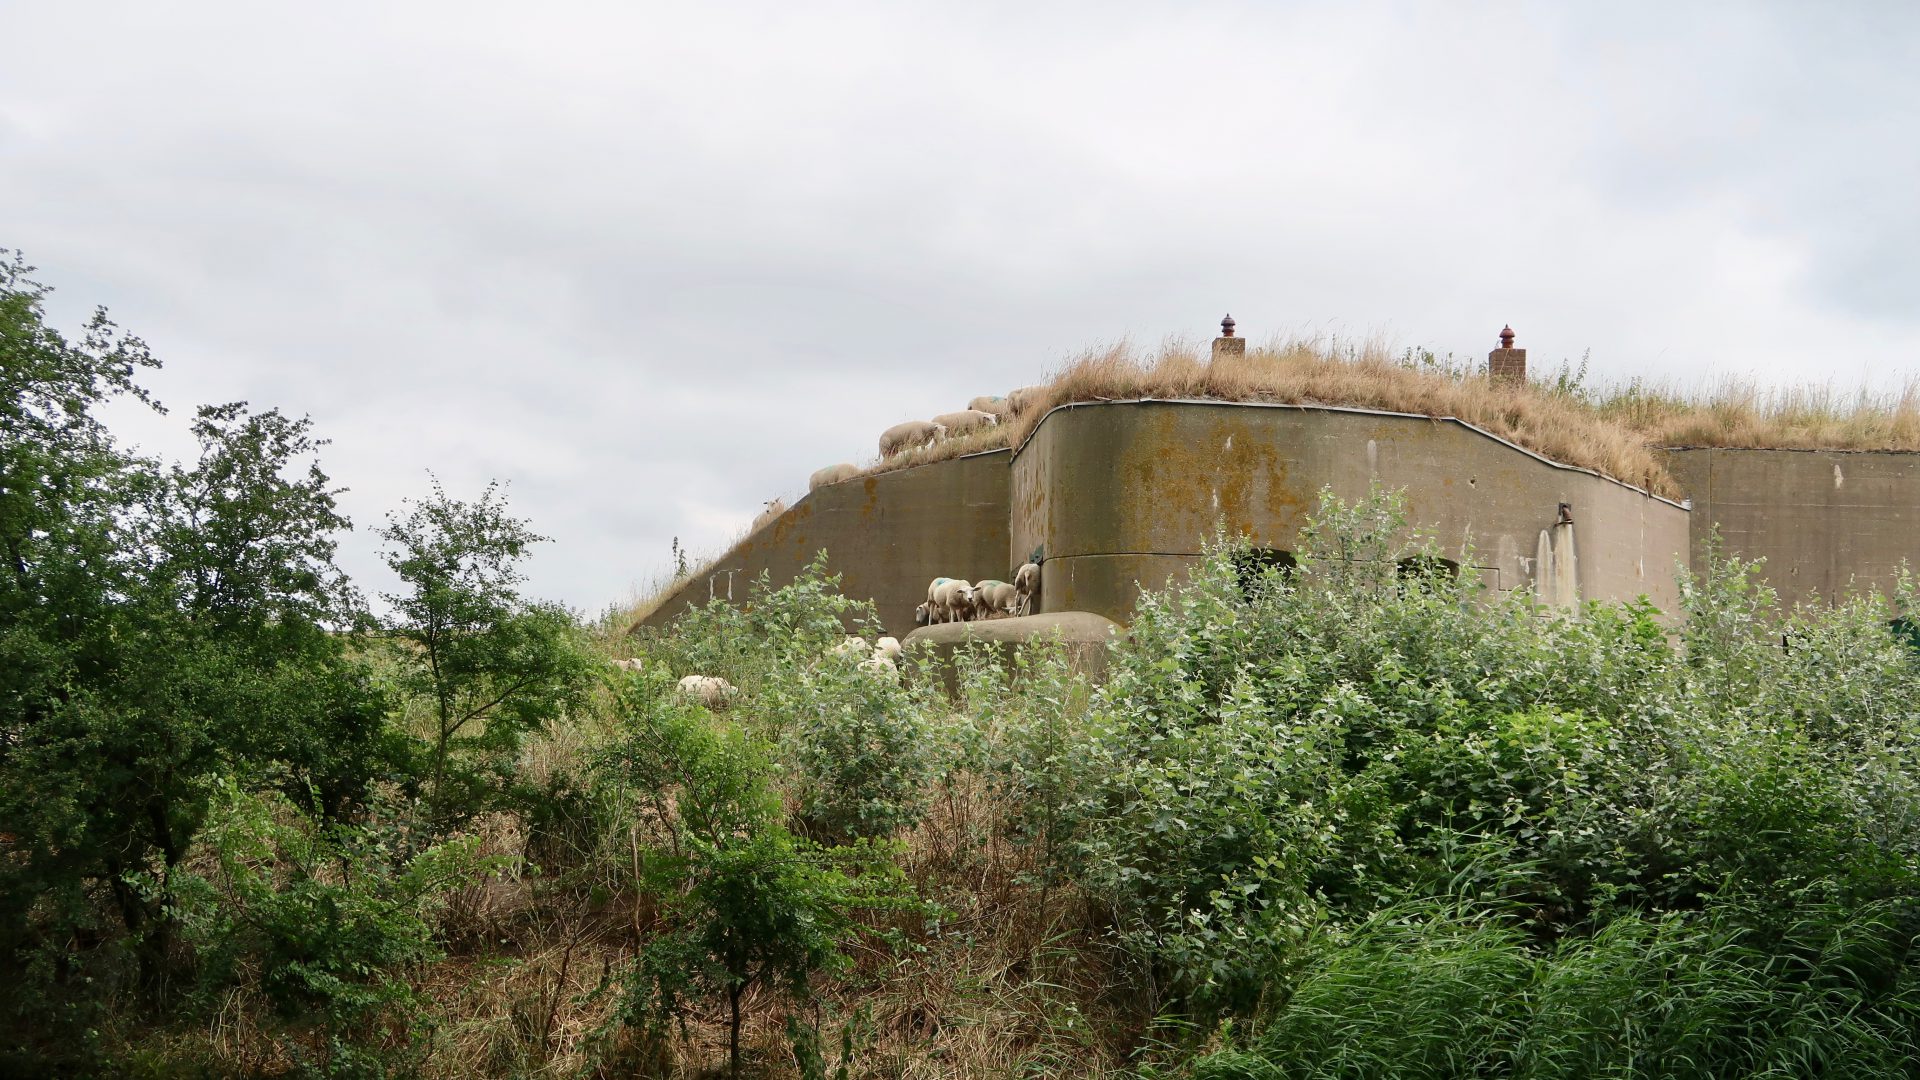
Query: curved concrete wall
xmin=638 ymin=451 xmax=1012 ymax=637
xmin=1011 ymin=400 xmax=1691 ymax=624
xmin=1663 ymin=447 xmax=1920 ymax=608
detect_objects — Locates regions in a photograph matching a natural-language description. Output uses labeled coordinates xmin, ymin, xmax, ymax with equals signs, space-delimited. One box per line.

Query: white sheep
xmin=914 ymin=602 xmax=934 ymax=627
xmin=751 ymin=498 xmax=786 ymax=531
xmin=931 ymin=578 xmax=975 ymax=623
xmin=930 ymin=409 xmax=998 ymax=438
xmin=859 ymin=652 xmax=898 ymax=677
xmin=676 ymin=674 xmax=737 ymax=708
xmin=1005 ymin=386 xmax=1044 ymax=416
xmin=809 ymin=463 xmax=860 ymax=491
xmin=972 ymin=580 xmax=1018 ymax=619
xmin=880 ymin=420 xmax=944 ymax=457
xmin=1014 ymin=561 xmax=1041 ymax=617
xmin=873 ymin=636 xmax=902 ymax=661
xmin=610 ymin=658 xmax=644 ymax=672
xmin=829 ymin=635 xmax=869 ymax=658
xmin=967 ymin=395 xmax=1009 ymax=418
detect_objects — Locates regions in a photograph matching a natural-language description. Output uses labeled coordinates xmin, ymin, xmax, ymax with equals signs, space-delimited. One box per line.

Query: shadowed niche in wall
xmin=1397 ymin=554 xmax=1462 ymax=592
xmin=1233 ymin=548 xmax=1298 ymax=598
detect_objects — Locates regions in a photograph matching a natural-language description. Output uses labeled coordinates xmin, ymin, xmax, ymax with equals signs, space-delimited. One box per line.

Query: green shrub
xmin=1081 ymin=485 xmax=1920 ymax=1021
xmin=180 ymin=783 xmax=497 ymax=1077
xmin=773 ymin=654 xmax=942 ymax=842
xmin=1191 ymin=897 xmax=1920 ymax=1080
xmin=598 ymin=665 xmax=919 ymax=1076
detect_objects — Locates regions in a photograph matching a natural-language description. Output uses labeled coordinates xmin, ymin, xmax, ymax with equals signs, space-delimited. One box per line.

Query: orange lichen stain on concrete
xmin=859 ymin=476 xmax=881 ymax=522
xmin=1011 ymin=433 xmax=1055 ymax=554
xmin=763 ymin=499 xmax=813 ymax=547
xmin=1262 ymin=458 xmax=1308 ymax=541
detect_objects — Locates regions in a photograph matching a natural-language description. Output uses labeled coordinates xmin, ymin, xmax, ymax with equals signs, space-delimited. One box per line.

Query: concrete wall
xmin=1664 ymin=447 xmax=1920 ymax=607
xmin=1011 ymin=400 xmax=1691 ymax=624
xmin=637 ymin=450 xmax=1012 ymax=637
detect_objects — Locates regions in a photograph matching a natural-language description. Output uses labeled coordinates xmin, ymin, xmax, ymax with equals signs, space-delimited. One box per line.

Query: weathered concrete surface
xmin=902 ymin=611 xmax=1123 ymax=692
xmin=1011 ymin=400 xmax=1691 ymax=624
xmin=1663 ymin=447 xmax=1920 ymax=607
xmin=637 ymin=451 xmax=1013 ymax=638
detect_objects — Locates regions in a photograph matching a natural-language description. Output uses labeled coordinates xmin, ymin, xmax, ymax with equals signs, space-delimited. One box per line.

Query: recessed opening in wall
xmin=1232 ymin=548 xmax=1298 ymax=597
xmin=1397 ymin=555 xmax=1461 ymax=590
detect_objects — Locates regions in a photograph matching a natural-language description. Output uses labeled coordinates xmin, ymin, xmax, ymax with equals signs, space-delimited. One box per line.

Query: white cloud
xmin=7 ymin=1 xmax=1918 ymax=609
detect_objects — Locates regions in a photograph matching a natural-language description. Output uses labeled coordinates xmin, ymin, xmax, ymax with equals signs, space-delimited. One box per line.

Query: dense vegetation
xmin=8 ymin=254 xmax=1920 ymax=1077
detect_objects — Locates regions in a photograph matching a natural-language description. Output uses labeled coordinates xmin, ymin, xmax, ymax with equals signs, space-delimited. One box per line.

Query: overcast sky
xmin=5 ymin=2 xmax=1918 ymax=612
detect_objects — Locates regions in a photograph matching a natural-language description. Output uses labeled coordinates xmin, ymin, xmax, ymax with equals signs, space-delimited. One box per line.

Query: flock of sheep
xmin=807 ymin=385 xmax=1045 ymax=494
xmin=916 ymin=561 xmax=1040 ymax=626
xmin=752 ymin=388 xmax=1044 ymax=533
xmin=706 ymin=385 xmax=1051 ymax=658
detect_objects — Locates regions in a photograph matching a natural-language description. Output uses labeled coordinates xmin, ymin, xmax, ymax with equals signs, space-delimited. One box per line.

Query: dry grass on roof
xmin=863 ymin=338 xmax=1682 ymax=498
xmin=1594 ymin=377 xmax=1920 ymax=453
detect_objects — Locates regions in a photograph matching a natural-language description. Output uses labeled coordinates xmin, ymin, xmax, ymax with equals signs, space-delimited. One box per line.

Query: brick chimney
xmin=1211 ymin=314 xmax=1246 ymax=363
xmin=1489 ymin=325 xmax=1526 ymax=385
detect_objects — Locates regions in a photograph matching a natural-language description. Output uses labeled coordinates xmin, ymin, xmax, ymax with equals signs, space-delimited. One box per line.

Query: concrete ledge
xmin=903 ymin=611 xmax=1123 ymax=692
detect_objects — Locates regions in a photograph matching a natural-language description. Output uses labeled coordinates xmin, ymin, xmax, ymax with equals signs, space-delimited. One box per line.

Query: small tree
xmin=378 ymin=478 xmax=594 ymax=827
xmin=602 ymin=669 xmax=915 ymax=1076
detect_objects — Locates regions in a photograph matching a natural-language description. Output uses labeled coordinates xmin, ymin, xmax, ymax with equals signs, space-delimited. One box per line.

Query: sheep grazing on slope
xmin=914 ymin=602 xmax=934 ymax=627
xmin=860 ymin=652 xmax=898 ymax=677
xmin=1014 ymin=561 xmax=1041 ymax=617
xmin=829 ymin=635 xmax=869 ymax=658
xmin=930 ymin=409 xmax=998 ymax=438
xmin=873 ymin=636 xmax=902 ymax=661
xmin=610 ymin=658 xmax=644 ymax=672
xmin=1005 ymin=386 xmax=1044 ymax=416
xmin=931 ymin=578 xmax=975 ymax=624
xmin=676 ymin=674 xmax=737 ymax=708
xmin=809 ymin=463 xmax=860 ymax=491
xmin=751 ymin=498 xmax=786 ymax=531
xmin=880 ymin=420 xmax=944 ymax=457
xmin=972 ymin=580 xmax=1018 ymax=620
xmin=967 ymin=395 xmax=1008 ymax=418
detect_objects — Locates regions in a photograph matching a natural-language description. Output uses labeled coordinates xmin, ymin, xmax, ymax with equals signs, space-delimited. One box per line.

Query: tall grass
xmin=1190 ymin=898 xmax=1920 ymax=1080
xmin=1593 ymin=375 xmax=1920 ymax=451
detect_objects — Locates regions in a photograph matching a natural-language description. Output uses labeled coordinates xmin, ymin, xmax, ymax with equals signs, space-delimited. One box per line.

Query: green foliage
xmin=1081 ymin=484 xmax=1920 ymax=1024
xmin=773 ymin=651 xmax=940 ymax=842
xmin=638 ymin=554 xmax=941 ymax=842
xmin=1189 ymin=898 xmax=1920 ymax=1079
xmin=968 ymin=635 xmax=1102 ymax=880
xmin=0 ymin=254 xmax=399 ymax=1036
xmin=641 ymin=550 xmax=871 ymax=704
xmin=177 ymin=784 xmax=497 ymax=1077
xmin=377 ymin=478 xmax=596 ymax=828
xmin=599 ymin=665 xmax=918 ymax=1076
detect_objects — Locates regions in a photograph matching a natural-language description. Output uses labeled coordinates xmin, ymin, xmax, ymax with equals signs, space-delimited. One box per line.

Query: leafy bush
xmin=773 ymin=653 xmax=942 ymax=842
xmin=598 ymin=665 xmax=919 ymax=1076
xmin=180 ymin=784 xmax=498 ymax=1076
xmin=1190 ymin=897 xmax=1920 ymax=1079
xmin=1081 ymin=485 xmax=1920 ymax=1020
